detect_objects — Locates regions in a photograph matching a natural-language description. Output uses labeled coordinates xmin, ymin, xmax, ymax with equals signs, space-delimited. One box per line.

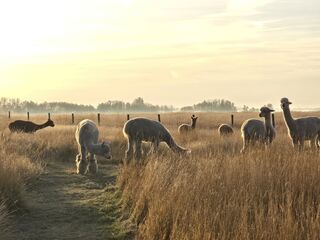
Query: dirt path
xmin=14 ymin=161 xmax=125 ymax=240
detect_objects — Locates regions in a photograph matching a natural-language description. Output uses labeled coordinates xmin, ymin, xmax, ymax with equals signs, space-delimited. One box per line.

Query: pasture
xmin=1 ymin=111 xmax=320 ymax=239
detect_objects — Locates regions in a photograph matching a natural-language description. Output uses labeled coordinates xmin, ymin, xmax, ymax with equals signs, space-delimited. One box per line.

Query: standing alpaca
xmin=240 ymin=107 xmax=276 ymax=153
xmin=9 ymin=119 xmax=55 ymax=133
xmin=123 ymin=117 xmax=190 ymax=161
xmin=75 ymin=119 xmax=112 ymax=175
xmin=281 ymin=97 xmax=320 ymax=150
xmin=218 ymin=124 xmax=234 ymax=136
xmin=178 ymin=115 xmax=198 ymax=134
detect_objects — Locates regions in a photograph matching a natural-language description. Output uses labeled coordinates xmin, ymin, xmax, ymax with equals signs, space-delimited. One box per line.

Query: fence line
xmin=4 ymin=112 xmax=259 ymax=128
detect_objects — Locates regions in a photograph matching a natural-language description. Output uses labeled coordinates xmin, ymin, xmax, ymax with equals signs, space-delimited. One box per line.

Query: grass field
xmin=1 ymin=111 xmax=320 ymax=239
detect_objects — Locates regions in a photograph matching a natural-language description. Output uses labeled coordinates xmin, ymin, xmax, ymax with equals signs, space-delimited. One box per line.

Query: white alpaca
xmin=75 ymin=119 xmax=111 ymax=174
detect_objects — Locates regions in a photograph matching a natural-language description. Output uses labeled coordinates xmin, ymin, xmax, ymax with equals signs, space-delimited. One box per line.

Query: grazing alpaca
xmin=281 ymin=97 xmax=320 ymax=150
xmin=178 ymin=115 xmax=198 ymax=134
xmin=218 ymin=124 xmax=234 ymax=136
xmin=240 ymin=107 xmax=276 ymax=153
xmin=75 ymin=119 xmax=112 ymax=175
xmin=9 ymin=119 xmax=55 ymax=133
xmin=123 ymin=117 xmax=190 ymax=161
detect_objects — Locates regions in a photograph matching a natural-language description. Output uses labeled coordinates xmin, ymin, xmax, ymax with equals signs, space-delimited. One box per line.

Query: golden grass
xmin=116 ymin=112 xmax=320 ymax=239
xmin=2 ymin=111 xmax=320 ymax=239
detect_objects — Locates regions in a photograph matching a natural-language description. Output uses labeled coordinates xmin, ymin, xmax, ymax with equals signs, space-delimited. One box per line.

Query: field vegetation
xmin=1 ymin=111 xmax=320 ymax=239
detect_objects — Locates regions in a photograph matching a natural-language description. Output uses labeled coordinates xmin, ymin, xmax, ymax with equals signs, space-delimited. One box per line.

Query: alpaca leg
xmin=76 ymin=146 xmax=88 ymax=174
xmin=134 ymin=140 xmax=142 ymax=159
xmin=241 ymin=137 xmax=249 ymax=153
xmin=310 ymin=138 xmax=317 ymax=150
xmin=149 ymin=139 xmax=160 ymax=155
xmin=317 ymin=133 xmax=320 ymax=149
xmin=298 ymin=138 xmax=305 ymax=151
xmin=292 ymin=138 xmax=299 ymax=150
xmin=87 ymin=153 xmax=98 ymax=174
xmin=125 ymin=136 xmax=134 ymax=161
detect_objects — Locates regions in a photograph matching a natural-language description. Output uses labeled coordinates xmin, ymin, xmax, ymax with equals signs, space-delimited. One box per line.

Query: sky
xmin=0 ymin=0 xmax=320 ymax=108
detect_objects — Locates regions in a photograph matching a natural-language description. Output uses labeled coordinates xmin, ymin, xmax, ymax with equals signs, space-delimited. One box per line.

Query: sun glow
xmin=0 ymin=0 xmax=135 ymax=64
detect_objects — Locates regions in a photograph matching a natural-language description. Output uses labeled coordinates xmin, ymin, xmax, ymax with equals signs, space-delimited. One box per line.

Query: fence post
xmin=27 ymin=112 xmax=30 ymax=120
xmin=48 ymin=113 xmax=51 ymax=120
xmin=8 ymin=111 xmax=10 ymax=119
xmin=97 ymin=113 xmax=101 ymax=125
xmin=272 ymin=113 xmax=276 ymax=128
xmin=72 ymin=113 xmax=74 ymax=124
xmin=231 ymin=114 xmax=234 ymax=127
xmin=127 ymin=114 xmax=130 ymax=121
xmin=158 ymin=114 xmax=161 ymax=122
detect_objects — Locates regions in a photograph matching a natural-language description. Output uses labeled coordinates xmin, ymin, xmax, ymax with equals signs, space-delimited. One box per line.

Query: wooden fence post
xmin=8 ymin=111 xmax=10 ymax=119
xmin=27 ymin=112 xmax=30 ymax=120
xmin=272 ymin=113 xmax=276 ymax=128
xmin=127 ymin=114 xmax=130 ymax=121
xmin=72 ymin=113 xmax=74 ymax=124
xmin=158 ymin=114 xmax=161 ymax=122
xmin=231 ymin=114 xmax=234 ymax=127
xmin=48 ymin=113 xmax=51 ymax=120
xmin=97 ymin=113 xmax=101 ymax=125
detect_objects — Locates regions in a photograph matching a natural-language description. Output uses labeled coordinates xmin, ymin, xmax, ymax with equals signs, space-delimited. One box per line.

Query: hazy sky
xmin=0 ymin=0 xmax=319 ymax=108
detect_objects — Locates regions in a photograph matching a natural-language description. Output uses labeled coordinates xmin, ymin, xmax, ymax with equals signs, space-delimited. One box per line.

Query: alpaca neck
xmin=264 ymin=114 xmax=272 ymax=128
xmin=191 ymin=120 xmax=196 ymax=129
xmin=86 ymin=143 xmax=101 ymax=154
xmin=164 ymin=134 xmax=187 ymax=154
xmin=282 ymin=106 xmax=297 ymax=132
xmin=264 ymin=114 xmax=274 ymax=141
xmin=37 ymin=122 xmax=50 ymax=130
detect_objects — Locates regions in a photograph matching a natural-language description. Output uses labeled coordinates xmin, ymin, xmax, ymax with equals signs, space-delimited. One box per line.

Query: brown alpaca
xmin=9 ymin=119 xmax=55 ymax=133
xmin=218 ymin=124 xmax=234 ymax=136
xmin=178 ymin=115 xmax=198 ymax=134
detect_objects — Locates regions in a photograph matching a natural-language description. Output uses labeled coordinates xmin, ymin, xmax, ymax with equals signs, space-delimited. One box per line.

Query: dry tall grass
xmin=2 ymin=111 xmax=320 ymax=239
xmin=117 ymin=112 xmax=320 ymax=239
xmin=0 ymin=115 xmax=78 ymax=239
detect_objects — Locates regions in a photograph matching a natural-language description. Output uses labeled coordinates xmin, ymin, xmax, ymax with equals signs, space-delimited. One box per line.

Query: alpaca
xmin=75 ymin=119 xmax=112 ymax=174
xmin=240 ymin=107 xmax=276 ymax=153
xmin=123 ymin=117 xmax=191 ymax=161
xmin=218 ymin=124 xmax=234 ymax=136
xmin=281 ymin=97 xmax=320 ymax=150
xmin=9 ymin=119 xmax=55 ymax=133
xmin=178 ymin=115 xmax=198 ymax=134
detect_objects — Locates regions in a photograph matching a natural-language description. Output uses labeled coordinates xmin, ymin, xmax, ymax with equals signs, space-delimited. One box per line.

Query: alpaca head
xmin=98 ymin=141 xmax=112 ymax=159
xmin=259 ymin=107 xmax=274 ymax=118
xmin=280 ymin=97 xmax=292 ymax=109
xmin=191 ymin=115 xmax=198 ymax=125
xmin=46 ymin=119 xmax=55 ymax=127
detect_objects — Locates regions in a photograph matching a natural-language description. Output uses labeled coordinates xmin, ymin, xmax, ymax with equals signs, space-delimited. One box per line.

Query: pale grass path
xmin=14 ymin=161 xmax=122 ymax=240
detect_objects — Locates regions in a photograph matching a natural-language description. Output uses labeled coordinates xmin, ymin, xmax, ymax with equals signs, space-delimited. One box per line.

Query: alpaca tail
xmin=165 ymin=135 xmax=191 ymax=155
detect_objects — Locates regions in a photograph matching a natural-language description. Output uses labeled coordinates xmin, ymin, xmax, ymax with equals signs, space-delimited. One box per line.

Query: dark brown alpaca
xmin=9 ymin=119 xmax=55 ymax=133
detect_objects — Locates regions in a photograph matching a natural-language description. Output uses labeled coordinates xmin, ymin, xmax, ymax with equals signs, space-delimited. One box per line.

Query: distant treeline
xmin=0 ymin=97 xmax=252 ymax=113
xmin=181 ymin=99 xmax=237 ymax=112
